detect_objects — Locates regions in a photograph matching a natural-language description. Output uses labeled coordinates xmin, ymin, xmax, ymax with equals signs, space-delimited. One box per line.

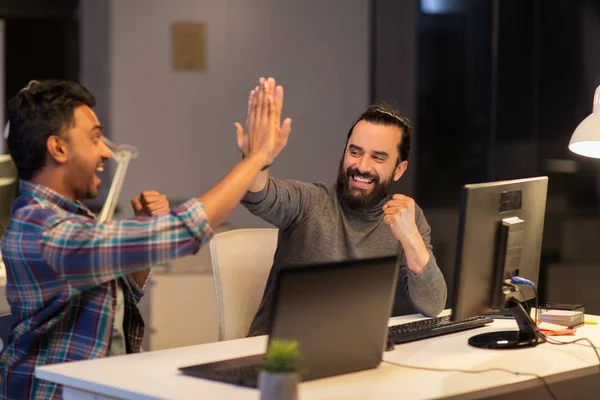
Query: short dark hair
xmin=345 ymin=104 xmax=413 ymax=163
xmin=6 ymin=80 xmax=96 ymax=181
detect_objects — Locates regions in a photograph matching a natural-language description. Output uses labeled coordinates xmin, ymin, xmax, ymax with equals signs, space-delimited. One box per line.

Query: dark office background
xmin=0 ymin=0 xmax=78 ymax=109
xmin=376 ymin=0 xmax=600 ymax=313
xmin=2 ymin=0 xmax=600 ymax=312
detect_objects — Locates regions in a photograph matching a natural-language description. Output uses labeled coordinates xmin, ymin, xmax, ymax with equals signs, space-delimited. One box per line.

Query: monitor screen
xmin=450 ymin=176 xmax=548 ymax=349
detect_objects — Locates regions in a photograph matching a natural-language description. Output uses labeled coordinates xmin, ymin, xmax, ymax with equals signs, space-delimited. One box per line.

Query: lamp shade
xmin=569 ymin=85 xmax=600 ymax=158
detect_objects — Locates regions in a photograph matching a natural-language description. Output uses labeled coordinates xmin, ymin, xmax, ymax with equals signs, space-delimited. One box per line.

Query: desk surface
xmin=35 ymin=312 xmax=600 ymax=400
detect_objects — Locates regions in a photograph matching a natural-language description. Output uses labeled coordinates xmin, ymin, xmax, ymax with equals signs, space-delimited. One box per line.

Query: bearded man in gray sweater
xmin=234 ymin=83 xmax=447 ymax=336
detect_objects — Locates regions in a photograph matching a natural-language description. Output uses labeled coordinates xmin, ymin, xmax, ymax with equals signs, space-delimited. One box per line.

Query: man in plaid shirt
xmin=0 ymin=77 xmax=290 ymax=399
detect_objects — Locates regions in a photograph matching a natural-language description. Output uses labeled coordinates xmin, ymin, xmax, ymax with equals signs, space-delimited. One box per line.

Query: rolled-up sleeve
xmin=36 ymin=198 xmax=213 ymax=293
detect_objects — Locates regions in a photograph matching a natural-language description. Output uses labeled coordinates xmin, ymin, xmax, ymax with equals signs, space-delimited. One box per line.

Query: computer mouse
xmin=385 ymin=338 xmax=395 ymax=352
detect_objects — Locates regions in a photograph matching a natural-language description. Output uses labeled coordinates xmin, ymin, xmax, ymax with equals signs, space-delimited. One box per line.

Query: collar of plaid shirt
xmin=20 ymin=180 xmax=96 ymax=217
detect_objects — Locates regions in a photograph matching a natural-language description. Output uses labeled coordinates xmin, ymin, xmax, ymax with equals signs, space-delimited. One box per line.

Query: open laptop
xmin=179 ymin=256 xmax=399 ymax=387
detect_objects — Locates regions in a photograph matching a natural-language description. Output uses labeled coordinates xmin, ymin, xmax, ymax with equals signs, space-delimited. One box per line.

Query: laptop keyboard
xmin=214 ymin=365 xmax=261 ymax=387
xmin=388 ymin=315 xmax=494 ymax=345
xmin=179 ymin=354 xmax=263 ymax=388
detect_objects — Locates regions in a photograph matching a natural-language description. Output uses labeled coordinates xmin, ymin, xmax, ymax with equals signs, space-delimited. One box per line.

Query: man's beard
xmin=68 ymin=158 xmax=102 ymax=201
xmin=335 ymin=161 xmax=393 ymax=211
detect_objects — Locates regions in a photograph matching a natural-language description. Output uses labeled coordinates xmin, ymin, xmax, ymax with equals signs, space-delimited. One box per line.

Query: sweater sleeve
xmin=241 ymin=177 xmax=325 ymax=231
xmin=399 ymin=205 xmax=447 ymax=316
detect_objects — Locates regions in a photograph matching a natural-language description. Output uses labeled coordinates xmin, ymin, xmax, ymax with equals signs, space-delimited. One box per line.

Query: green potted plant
xmin=259 ymin=339 xmax=301 ymax=400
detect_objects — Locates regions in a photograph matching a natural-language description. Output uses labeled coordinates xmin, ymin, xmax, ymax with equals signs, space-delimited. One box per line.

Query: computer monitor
xmin=451 ymin=176 xmax=548 ymax=349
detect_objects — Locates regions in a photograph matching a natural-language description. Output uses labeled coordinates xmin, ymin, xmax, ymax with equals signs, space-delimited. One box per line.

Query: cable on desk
xmin=391 ymin=283 xmax=600 ymax=400
xmin=516 ymin=283 xmax=600 ymax=371
xmin=382 ymin=360 xmax=558 ymax=400
xmin=504 ymin=281 xmax=545 ymax=346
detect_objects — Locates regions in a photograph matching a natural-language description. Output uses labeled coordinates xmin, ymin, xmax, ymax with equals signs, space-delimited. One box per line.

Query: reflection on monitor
xmin=451 ymin=176 xmax=548 ymax=349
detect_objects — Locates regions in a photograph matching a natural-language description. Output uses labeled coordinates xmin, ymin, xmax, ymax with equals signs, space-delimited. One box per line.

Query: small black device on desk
xmin=483 ymin=309 xmax=515 ymax=319
xmin=544 ymin=302 xmax=584 ymax=311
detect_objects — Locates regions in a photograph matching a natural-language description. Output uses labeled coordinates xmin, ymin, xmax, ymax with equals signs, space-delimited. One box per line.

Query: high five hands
xmin=234 ymin=77 xmax=292 ymax=168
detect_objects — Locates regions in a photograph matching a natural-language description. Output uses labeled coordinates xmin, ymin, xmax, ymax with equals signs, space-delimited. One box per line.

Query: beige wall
xmin=82 ymin=0 xmax=371 ymax=228
xmin=81 ymin=0 xmax=372 ymax=349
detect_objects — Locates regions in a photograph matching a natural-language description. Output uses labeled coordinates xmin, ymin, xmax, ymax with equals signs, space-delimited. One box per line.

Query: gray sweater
xmin=242 ymin=177 xmax=447 ymax=336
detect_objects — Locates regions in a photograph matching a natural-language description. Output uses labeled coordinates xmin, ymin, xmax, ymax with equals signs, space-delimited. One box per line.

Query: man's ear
xmin=393 ymin=160 xmax=408 ymax=181
xmin=46 ymin=135 xmax=69 ymax=164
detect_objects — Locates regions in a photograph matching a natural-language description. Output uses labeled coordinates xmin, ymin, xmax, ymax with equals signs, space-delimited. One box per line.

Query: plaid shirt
xmin=0 ymin=181 xmax=212 ymax=399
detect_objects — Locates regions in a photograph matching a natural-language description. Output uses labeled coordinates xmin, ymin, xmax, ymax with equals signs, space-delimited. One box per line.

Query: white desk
xmin=35 ymin=313 xmax=600 ymax=400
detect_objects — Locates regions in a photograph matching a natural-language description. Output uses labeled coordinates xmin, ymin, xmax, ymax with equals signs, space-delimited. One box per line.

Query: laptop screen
xmin=178 ymin=256 xmax=399 ymax=387
xmin=268 ymin=256 xmax=399 ymax=380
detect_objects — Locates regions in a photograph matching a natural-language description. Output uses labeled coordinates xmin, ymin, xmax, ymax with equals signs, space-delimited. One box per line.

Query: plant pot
xmin=258 ymin=371 xmax=299 ymax=400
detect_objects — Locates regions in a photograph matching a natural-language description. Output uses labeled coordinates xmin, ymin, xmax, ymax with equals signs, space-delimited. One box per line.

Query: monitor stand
xmin=468 ymin=297 xmax=539 ymax=349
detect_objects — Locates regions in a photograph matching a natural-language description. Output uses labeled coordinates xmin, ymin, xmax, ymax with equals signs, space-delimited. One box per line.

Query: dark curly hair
xmin=344 ymin=104 xmax=413 ymax=164
xmin=6 ymin=80 xmax=96 ymax=180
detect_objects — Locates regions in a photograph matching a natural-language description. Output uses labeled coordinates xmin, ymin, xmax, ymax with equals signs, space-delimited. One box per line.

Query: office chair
xmin=210 ymin=228 xmax=278 ymax=341
xmin=0 ymin=313 xmax=12 ymax=354
xmin=0 ymin=155 xmax=17 ymax=238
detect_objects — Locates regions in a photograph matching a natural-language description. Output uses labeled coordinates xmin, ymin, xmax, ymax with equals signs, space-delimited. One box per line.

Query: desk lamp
xmin=569 ymin=85 xmax=600 ymax=158
xmin=98 ymin=137 xmax=139 ymax=222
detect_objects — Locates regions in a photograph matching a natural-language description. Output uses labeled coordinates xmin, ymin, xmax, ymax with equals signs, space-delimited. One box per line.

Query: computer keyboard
xmin=388 ymin=315 xmax=494 ymax=345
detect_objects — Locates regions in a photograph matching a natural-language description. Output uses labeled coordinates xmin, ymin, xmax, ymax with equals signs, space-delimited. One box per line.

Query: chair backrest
xmin=210 ymin=228 xmax=278 ymax=341
xmin=0 ymin=154 xmax=18 ymax=237
xmin=0 ymin=313 xmax=12 ymax=354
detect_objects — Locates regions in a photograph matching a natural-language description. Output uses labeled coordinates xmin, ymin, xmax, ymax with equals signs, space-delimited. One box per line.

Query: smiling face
xmin=336 ymin=120 xmax=408 ymax=210
xmin=57 ymin=105 xmax=112 ymax=200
